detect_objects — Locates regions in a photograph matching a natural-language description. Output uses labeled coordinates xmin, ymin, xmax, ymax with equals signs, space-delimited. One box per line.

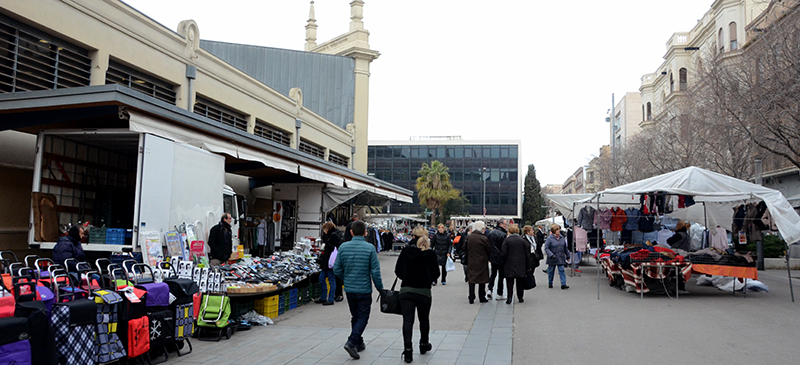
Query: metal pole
xmin=482 ymin=167 xmax=486 ymax=217
xmin=786 ymin=243 xmax=795 ymax=302
xmin=596 ymin=194 xmax=601 ymax=300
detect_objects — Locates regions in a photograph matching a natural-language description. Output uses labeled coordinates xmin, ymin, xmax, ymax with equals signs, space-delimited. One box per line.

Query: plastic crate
xmin=283 ymin=292 xmax=291 ymax=310
xmin=266 ymin=309 xmax=279 ymax=319
xmin=106 ymin=228 xmax=126 ymax=245
xmin=230 ymin=300 xmax=254 ymax=320
xmin=88 ymin=228 xmax=106 ymax=244
xmin=289 ymin=288 xmax=298 ymax=298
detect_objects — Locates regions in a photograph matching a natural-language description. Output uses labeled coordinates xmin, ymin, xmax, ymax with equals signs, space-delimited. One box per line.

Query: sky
xmin=122 ymin=0 xmax=714 ymax=185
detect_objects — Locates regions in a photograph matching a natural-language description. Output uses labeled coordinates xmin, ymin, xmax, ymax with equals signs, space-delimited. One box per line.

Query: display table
xmin=600 ymin=257 xmax=692 ymax=298
xmin=691 ymin=264 xmax=758 ymax=280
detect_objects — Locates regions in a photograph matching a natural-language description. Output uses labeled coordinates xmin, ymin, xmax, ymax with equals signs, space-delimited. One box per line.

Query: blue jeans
xmin=319 ymin=270 xmax=336 ymax=302
xmin=346 ymin=292 xmax=372 ymax=346
xmin=548 ymin=264 xmax=567 ymax=286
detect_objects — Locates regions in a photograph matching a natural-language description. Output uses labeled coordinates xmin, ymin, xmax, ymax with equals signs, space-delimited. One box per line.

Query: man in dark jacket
xmin=344 ymin=213 xmax=358 ymax=242
xmin=208 ymin=213 xmax=233 ymax=266
xmin=486 ymin=218 xmax=508 ymax=300
xmin=52 ymin=225 xmax=86 ymax=271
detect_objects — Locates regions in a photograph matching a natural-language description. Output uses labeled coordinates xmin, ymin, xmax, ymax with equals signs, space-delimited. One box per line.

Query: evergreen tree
xmin=522 ymin=164 xmax=546 ymax=225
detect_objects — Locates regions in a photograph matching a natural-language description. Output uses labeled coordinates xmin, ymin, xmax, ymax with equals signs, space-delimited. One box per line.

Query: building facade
xmin=368 ymin=138 xmax=522 ymax=218
xmin=0 ymin=0 xmax=411 ymax=255
xmin=607 ymin=92 xmax=642 ymax=150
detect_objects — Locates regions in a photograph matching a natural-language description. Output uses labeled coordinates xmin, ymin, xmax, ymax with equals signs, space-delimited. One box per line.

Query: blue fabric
xmin=643 ymin=231 xmax=659 ymax=245
xmin=547 ymin=265 xmax=566 ymax=286
xmin=623 ymin=209 xmax=641 ymax=231
xmin=319 ymin=270 xmax=336 ymax=302
xmin=52 ymin=235 xmax=85 ymax=271
xmin=345 ymin=292 xmax=372 ymax=346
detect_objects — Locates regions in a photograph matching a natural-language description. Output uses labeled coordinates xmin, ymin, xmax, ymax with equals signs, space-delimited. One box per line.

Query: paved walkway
xmin=163 ymin=252 xmax=800 ymax=365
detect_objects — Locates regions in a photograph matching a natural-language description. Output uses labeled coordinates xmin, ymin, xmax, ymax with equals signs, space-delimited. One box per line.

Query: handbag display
xmin=378 ymin=277 xmax=402 ymax=315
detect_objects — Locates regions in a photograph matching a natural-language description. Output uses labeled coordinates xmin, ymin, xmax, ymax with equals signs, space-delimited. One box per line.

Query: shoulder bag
xmin=378 ymin=277 xmax=402 ymax=315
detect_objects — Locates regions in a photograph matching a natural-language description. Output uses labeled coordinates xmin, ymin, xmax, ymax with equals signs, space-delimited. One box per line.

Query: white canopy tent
xmin=550 ymin=167 xmax=800 ymax=301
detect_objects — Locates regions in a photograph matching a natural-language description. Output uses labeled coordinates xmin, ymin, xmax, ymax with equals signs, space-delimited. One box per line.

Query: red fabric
xmin=610 ymin=208 xmax=628 ymax=232
xmin=0 ymin=296 xmax=14 ymax=318
xmin=193 ymin=292 xmax=201 ymax=319
xmin=630 ymin=249 xmax=651 ymax=261
xmin=127 ymin=316 xmax=151 ymax=358
xmin=654 ymin=246 xmax=676 ymax=255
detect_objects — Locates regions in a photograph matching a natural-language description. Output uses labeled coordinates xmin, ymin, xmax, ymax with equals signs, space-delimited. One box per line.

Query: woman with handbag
xmin=394 ymin=226 xmax=440 ymax=363
xmin=500 ymin=224 xmax=533 ymax=304
xmin=545 ymin=224 xmax=570 ymax=290
xmin=315 ymin=222 xmax=341 ymax=305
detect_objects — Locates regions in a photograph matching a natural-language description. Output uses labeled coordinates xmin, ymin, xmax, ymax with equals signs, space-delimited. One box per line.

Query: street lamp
xmin=481 ymin=167 xmax=487 ymax=217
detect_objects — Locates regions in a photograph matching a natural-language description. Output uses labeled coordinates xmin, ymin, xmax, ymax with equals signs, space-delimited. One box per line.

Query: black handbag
xmin=523 ymin=271 xmax=536 ymax=290
xmin=378 ymin=277 xmax=402 ymax=315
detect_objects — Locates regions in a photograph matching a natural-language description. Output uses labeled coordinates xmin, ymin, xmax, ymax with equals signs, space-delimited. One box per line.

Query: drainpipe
xmin=186 ymin=65 xmax=196 ymax=112
xmin=295 ymin=119 xmax=302 ymax=149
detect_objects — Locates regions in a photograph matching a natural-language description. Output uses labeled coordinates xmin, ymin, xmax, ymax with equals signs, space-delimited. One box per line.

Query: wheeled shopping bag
xmin=14 ymin=300 xmax=57 ymax=365
xmin=111 ymin=269 xmax=151 ymax=363
xmin=0 ymin=316 xmax=32 ymax=365
xmin=93 ymin=289 xmax=126 ymax=364
xmin=134 ymin=264 xmax=173 ymax=363
xmin=164 ymin=277 xmax=198 ymax=356
xmin=49 ymin=292 xmax=96 ymax=365
xmin=196 ymin=292 xmax=235 ymax=341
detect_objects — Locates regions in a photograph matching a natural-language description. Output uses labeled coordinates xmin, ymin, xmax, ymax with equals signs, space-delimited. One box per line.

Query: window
xmin=329 ymin=151 xmax=349 ymax=167
xmin=368 ymin=147 xmax=375 ymax=159
xmin=254 ymin=119 xmax=291 ymax=147
xmin=718 ymin=28 xmax=725 ymax=53
xmin=436 ymin=147 xmax=445 ymax=159
xmin=483 ymin=147 xmax=491 ymax=159
xmin=299 ymin=139 xmax=325 ymax=159
xmin=509 ymin=146 xmax=518 ymax=158
xmin=411 ymin=147 xmax=420 ymax=158
xmin=393 ymin=146 xmax=402 ymax=158
xmin=446 ymin=147 xmax=455 ymax=158
xmin=500 ymin=147 xmax=509 ymax=158
xmin=106 ymin=60 xmax=176 ymax=104
xmin=0 ymin=15 xmax=91 ymax=93
xmin=401 ymin=147 xmax=410 ymax=159
xmin=491 ymin=146 xmax=500 ymax=159
xmin=642 ymin=105 xmax=645 ymax=121
xmin=194 ymin=96 xmax=248 ymax=132
xmin=679 ymin=68 xmax=687 ymax=91
xmin=455 ymin=146 xmax=464 ymax=158
xmin=729 ymin=22 xmax=738 ymax=50
xmin=646 ymin=102 xmax=652 ymax=120
xmin=669 ymin=72 xmax=674 ymax=93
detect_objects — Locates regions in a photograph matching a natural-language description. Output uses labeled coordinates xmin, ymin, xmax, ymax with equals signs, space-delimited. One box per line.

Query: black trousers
xmin=468 ymin=283 xmax=486 ymax=302
xmin=335 ymin=275 xmax=344 ymax=297
xmin=505 ymin=277 xmax=526 ymax=301
xmin=440 ymin=263 xmax=448 ymax=283
xmin=488 ymin=263 xmax=504 ymax=295
xmin=400 ymin=292 xmax=432 ymax=346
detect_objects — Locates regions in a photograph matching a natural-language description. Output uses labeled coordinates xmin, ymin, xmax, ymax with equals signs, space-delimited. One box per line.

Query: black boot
xmin=403 ymin=344 xmax=414 ymax=363
xmin=420 ymin=342 xmax=432 ymax=354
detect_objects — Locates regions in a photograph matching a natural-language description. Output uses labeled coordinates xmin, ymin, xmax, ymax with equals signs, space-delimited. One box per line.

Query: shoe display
xmin=344 ymin=343 xmax=360 ymax=359
xmin=561 ymin=285 xmax=570 ymax=290
xmin=322 ymin=301 xmax=334 ymax=306
xmin=420 ymin=343 xmax=432 ymax=354
xmin=334 ymin=296 xmax=344 ymax=302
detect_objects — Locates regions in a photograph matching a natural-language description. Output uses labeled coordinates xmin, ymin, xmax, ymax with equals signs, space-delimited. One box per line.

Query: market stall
xmin=550 ymin=167 xmax=800 ymax=300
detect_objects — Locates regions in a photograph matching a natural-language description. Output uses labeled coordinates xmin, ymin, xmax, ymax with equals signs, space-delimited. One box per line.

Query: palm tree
xmin=416 ymin=161 xmax=460 ymax=226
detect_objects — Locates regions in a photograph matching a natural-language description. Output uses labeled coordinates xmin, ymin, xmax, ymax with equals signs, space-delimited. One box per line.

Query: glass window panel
xmin=501 ymin=148 xmax=509 ymax=158
xmin=472 ymin=147 xmax=481 ymax=158
xmin=491 ymin=171 xmax=499 ymax=182
xmin=436 ymin=147 xmax=445 ymax=159
xmin=491 ymin=146 xmax=500 ymax=158
xmin=393 ymin=146 xmax=402 ymax=158
xmin=368 ymin=147 xmax=375 ymax=159
xmin=411 ymin=147 xmax=420 ymax=158
xmin=500 ymin=194 xmax=509 ymax=205
xmin=428 ymin=148 xmax=435 ymax=158
xmin=455 ymin=146 xmax=464 ymax=158
xmin=509 ymin=171 xmax=518 ymax=181
xmin=446 ymin=147 xmax=455 ymax=158
xmin=510 ymin=146 xmax=518 ymax=158
xmin=401 ymin=147 xmax=410 ymax=158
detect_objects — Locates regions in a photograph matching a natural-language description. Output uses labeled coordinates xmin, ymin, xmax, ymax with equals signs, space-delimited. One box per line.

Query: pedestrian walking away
xmin=544 ymin=224 xmax=569 ymax=289
xmin=395 ymin=226 xmax=440 ymax=363
xmin=431 ymin=223 xmax=453 ymax=285
xmin=333 ymin=220 xmax=384 ymax=359
xmin=207 ymin=213 xmax=233 ymax=267
xmin=316 ymin=221 xmax=341 ymax=305
xmin=464 ymin=221 xmax=492 ymax=304
xmin=487 ymin=218 xmax=509 ymax=300
xmin=500 ymin=224 xmax=533 ymax=304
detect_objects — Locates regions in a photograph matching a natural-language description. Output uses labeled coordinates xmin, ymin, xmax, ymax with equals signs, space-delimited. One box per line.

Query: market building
xmin=368 ymin=137 xmax=522 ymax=220
xmin=0 ymin=0 xmax=412 ymax=257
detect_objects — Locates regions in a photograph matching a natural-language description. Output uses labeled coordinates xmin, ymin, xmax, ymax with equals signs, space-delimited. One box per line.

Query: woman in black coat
xmin=395 ymin=226 xmax=440 ymax=363
xmin=431 ymin=223 xmax=453 ymax=285
xmin=501 ymin=224 xmax=533 ymax=304
xmin=316 ymin=222 xmax=341 ymax=304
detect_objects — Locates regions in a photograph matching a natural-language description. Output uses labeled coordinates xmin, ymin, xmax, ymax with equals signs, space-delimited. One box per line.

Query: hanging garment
xmin=577 ymin=206 xmax=596 ymax=230
xmin=573 ymin=226 xmax=588 ymax=252
xmin=610 ymin=208 xmax=627 ymax=232
xmin=594 ymin=208 xmax=612 ymax=230
xmin=745 ymin=203 xmax=763 ymax=241
xmin=623 ymin=208 xmax=641 ymax=231
xmin=257 ymin=219 xmax=267 ymax=247
xmin=710 ymin=226 xmax=729 ymax=250
xmin=657 ymin=228 xmax=675 ymax=246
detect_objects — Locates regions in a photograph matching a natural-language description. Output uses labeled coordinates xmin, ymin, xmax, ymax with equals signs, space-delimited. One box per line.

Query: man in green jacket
xmin=333 ymin=220 xmax=384 ymax=359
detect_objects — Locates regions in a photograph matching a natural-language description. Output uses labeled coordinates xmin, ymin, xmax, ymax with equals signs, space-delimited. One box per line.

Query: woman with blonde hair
xmin=395 ymin=226 xmax=440 ymax=362
xmin=544 ymin=224 xmax=569 ymax=290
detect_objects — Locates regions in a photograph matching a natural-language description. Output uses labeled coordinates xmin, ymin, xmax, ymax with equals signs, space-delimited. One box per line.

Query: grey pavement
xmin=164 ymin=253 xmax=800 ymax=365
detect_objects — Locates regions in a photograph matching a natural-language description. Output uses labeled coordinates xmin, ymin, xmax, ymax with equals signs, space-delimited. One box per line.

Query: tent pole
xmin=786 ymin=243 xmax=795 ymax=302
xmin=596 ymin=194 xmax=601 ymax=300
xmin=570 ymin=202 xmax=575 ymax=277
